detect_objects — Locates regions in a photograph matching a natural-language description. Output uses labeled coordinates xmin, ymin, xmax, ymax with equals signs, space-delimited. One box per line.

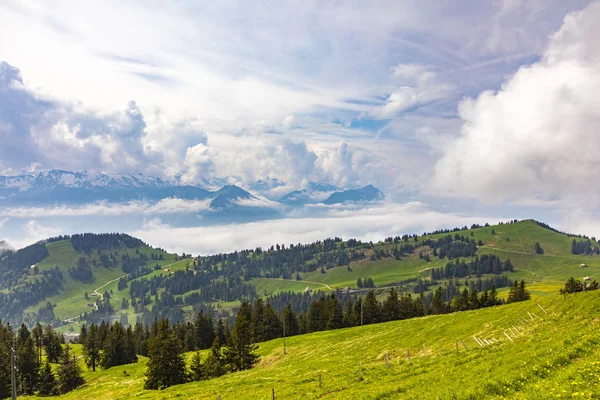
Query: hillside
xmin=44 ymin=290 xmax=600 ymax=399
xmin=2 ymin=219 xmax=599 ymax=332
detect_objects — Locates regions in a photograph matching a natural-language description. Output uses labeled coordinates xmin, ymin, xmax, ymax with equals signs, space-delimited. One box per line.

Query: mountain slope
xmin=279 ymin=182 xmax=339 ymax=205
xmin=46 ymin=291 xmax=600 ymax=399
xmin=322 ymin=184 xmax=384 ymax=204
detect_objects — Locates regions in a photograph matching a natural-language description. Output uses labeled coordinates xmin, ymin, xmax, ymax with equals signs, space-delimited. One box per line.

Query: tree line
xmin=0 ymin=321 xmax=84 ymax=398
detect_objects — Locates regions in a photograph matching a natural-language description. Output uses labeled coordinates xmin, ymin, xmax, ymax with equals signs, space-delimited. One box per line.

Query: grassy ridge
xmin=43 ymin=291 xmax=600 ymax=399
xmin=24 ymin=219 xmax=600 ymax=329
xmin=250 ymin=220 xmax=600 ymax=296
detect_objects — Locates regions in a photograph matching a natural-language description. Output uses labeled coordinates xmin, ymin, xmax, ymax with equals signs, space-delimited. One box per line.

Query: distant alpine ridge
xmin=0 ymin=169 xmax=384 ymax=208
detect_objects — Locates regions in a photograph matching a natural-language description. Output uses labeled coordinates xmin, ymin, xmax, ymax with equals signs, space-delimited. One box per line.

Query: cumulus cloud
xmin=0 ymin=62 xmax=165 ymax=175
xmin=433 ymin=2 xmax=600 ymax=205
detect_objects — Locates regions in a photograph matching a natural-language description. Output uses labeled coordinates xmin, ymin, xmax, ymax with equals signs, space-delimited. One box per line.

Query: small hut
xmin=580 ymin=263 xmax=588 ymax=268
xmin=304 ymin=287 xmax=313 ymax=294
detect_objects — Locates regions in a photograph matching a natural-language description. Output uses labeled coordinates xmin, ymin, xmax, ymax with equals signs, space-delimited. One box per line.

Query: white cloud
xmin=433 ymin=2 xmax=600 ymax=206
xmin=0 ymin=198 xmax=213 ymax=218
xmin=373 ymin=64 xmax=454 ymax=119
xmin=130 ymin=202 xmax=498 ymax=255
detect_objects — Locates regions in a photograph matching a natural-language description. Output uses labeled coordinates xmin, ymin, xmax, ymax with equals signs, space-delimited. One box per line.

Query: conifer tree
xmin=38 ymin=361 xmax=57 ymax=395
xmin=383 ymin=288 xmax=401 ymax=320
xmin=194 ymin=310 xmax=215 ymax=350
xmin=362 ymin=290 xmax=381 ymax=324
xmin=342 ymin=300 xmax=356 ymax=327
xmin=189 ymin=352 xmax=204 ymax=381
xmin=17 ymin=336 xmax=39 ymax=395
xmin=282 ymin=304 xmax=300 ymax=336
xmin=0 ymin=339 xmax=11 ymax=399
xmin=429 ymin=287 xmax=447 ymax=315
xmin=58 ymin=345 xmax=85 ymax=394
xmin=43 ymin=325 xmax=63 ymax=363
xmin=203 ymin=337 xmax=225 ymax=378
xmin=224 ymin=302 xmax=259 ymax=372
xmin=325 ymin=294 xmax=344 ymax=330
xmin=144 ymin=319 xmax=188 ymax=390
xmin=83 ymin=324 xmax=100 ymax=371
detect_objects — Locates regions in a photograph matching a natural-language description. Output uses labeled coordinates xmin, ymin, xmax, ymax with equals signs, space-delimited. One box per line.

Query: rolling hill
xmin=1 ymin=219 xmax=598 ymax=334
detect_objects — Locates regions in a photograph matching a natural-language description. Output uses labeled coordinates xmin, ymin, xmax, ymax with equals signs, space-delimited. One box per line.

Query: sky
xmin=1 ymin=0 xmax=599 ymax=254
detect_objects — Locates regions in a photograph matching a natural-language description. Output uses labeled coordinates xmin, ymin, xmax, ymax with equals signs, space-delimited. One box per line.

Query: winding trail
xmin=92 ymin=274 xmax=127 ymax=310
xmin=293 ymin=279 xmax=333 ymax=290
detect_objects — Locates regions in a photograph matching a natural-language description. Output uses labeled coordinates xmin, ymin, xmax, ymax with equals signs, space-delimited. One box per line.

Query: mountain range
xmin=0 ymin=170 xmax=384 ymax=210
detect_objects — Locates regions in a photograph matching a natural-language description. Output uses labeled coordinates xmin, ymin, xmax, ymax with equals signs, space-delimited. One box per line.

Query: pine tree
xmin=325 ymin=294 xmax=344 ymax=330
xmin=31 ymin=323 xmax=44 ymax=364
xmin=38 ymin=361 xmax=58 ymax=395
xmin=429 ymin=287 xmax=447 ymax=315
xmin=382 ymin=288 xmax=400 ymax=320
xmin=204 ymin=337 xmax=225 ymax=378
xmin=0 ymin=340 xmax=11 ymax=399
xmin=58 ymin=345 xmax=85 ymax=394
xmin=262 ymin=304 xmax=282 ymax=340
xmin=83 ymin=324 xmax=100 ymax=371
xmin=194 ymin=310 xmax=215 ymax=350
xmin=224 ymin=302 xmax=259 ymax=372
xmin=144 ymin=319 xmax=188 ymax=390
xmin=17 ymin=336 xmax=39 ymax=395
xmin=282 ymin=304 xmax=300 ymax=336
xmin=362 ymin=290 xmax=381 ymax=324
xmin=215 ymin=319 xmax=228 ymax=345
xmin=251 ymin=299 xmax=265 ymax=342
xmin=342 ymin=300 xmax=356 ymax=327
xmin=189 ymin=352 xmax=205 ymax=381
xmin=43 ymin=325 xmax=63 ymax=363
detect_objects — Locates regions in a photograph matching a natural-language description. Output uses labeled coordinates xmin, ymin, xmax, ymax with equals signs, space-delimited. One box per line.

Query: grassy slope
xmin=30 ymin=240 xmax=178 ymax=325
xmin=43 ymin=291 xmax=600 ymax=400
xmin=249 ymin=220 xmax=600 ymax=296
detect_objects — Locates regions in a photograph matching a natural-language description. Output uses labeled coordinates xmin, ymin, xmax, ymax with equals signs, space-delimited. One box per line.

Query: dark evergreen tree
xmin=203 ymin=337 xmax=225 ymax=379
xmin=194 ymin=310 xmax=215 ymax=350
xmin=362 ymin=291 xmax=381 ymax=324
xmin=189 ymin=352 xmax=205 ymax=381
xmin=535 ymin=242 xmax=544 ymax=254
xmin=43 ymin=325 xmax=63 ymax=363
xmin=224 ymin=302 xmax=259 ymax=372
xmin=83 ymin=323 xmax=100 ymax=371
xmin=382 ymin=288 xmax=400 ymax=321
xmin=58 ymin=345 xmax=85 ymax=394
xmin=282 ymin=304 xmax=299 ymax=337
xmin=38 ymin=361 xmax=58 ymax=395
xmin=17 ymin=336 xmax=39 ymax=395
xmin=144 ymin=319 xmax=188 ymax=390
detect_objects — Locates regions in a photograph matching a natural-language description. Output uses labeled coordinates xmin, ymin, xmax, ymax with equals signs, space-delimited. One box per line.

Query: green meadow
xmin=41 ymin=290 xmax=600 ymax=399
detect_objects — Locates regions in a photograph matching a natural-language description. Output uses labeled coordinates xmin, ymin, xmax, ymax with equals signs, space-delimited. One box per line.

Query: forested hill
xmin=0 ymin=233 xmax=170 ymax=326
xmin=1 ymin=219 xmax=599 ymax=331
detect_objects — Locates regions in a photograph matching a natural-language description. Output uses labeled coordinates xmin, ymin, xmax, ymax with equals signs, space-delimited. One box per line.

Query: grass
xmin=40 ymin=290 xmax=600 ymax=399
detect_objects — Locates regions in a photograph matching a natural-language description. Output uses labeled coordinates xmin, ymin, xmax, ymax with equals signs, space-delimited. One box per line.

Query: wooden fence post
xmin=319 ymin=372 xmax=322 ymax=388
xmin=456 ymin=342 xmax=459 ymax=353
xmin=407 ymin=349 xmax=411 ymax=363
xmin=461 ymin=340 xmax=468 ymax=350
xmin=385 ymin=351 xmax=389 ymax=368
xmin=272 ymin=388 xmax=275 ymax=400
xmin=423 ymin=344 xmax=427 ymax=358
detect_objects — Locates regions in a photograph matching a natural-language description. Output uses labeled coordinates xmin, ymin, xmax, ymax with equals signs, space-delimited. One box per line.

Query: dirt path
xmin=293 ymin=279 xmax=333 ymax=290
xmin=92 ymin=274 xmax=127 ymax=310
